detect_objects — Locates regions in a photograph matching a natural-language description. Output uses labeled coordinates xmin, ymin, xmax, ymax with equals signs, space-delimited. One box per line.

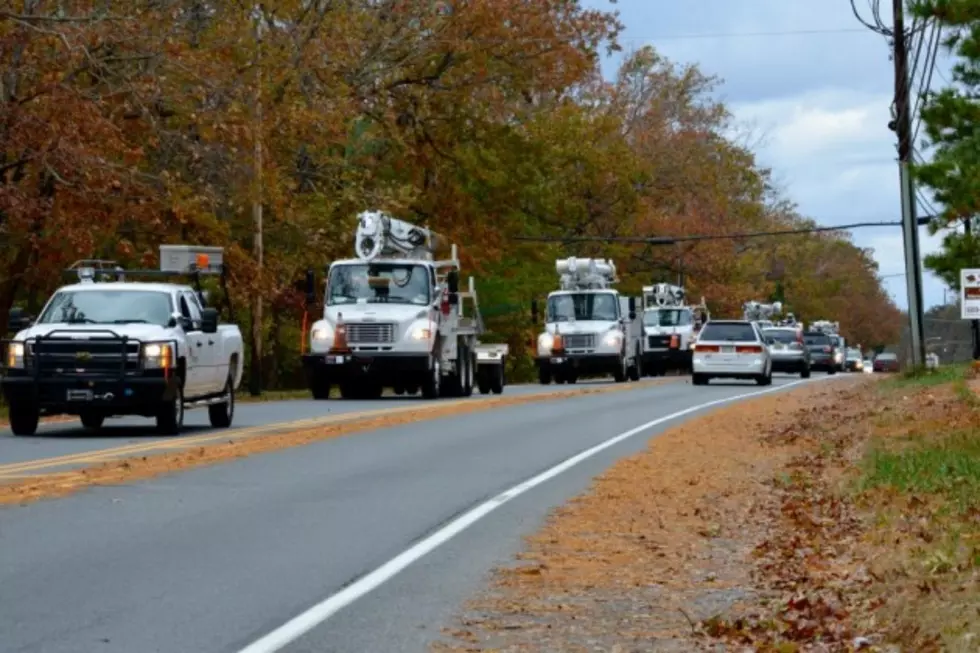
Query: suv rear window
xmin=763 ymin=329 xmax=798 ymax=343
xmin=877 ymin=353 xmax=897 ymax=361
xmin=803 ymin=332 xmax=831 ymax=345
xmin=700 ymin=322 xmax=758 ymax=342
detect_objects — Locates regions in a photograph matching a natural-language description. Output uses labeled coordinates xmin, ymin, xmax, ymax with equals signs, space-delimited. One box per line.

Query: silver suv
xmin=762 ymin=327 xmax=811 ymax=378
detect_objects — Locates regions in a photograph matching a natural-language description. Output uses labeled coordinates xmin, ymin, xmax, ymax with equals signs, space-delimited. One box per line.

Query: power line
xmin=514 ymin=219 xmax=935 ymax=246
xmin=639 ymin=27 xmax=870 ymax=41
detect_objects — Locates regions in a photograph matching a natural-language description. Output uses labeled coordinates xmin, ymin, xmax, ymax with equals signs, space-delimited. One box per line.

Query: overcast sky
xmin=582 ymin=0 xmax=956 ymax=310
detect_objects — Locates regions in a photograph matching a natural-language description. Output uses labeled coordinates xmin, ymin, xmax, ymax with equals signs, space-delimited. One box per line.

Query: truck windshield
xmin=327 ymin=263 xmax=430 ymax=306
xmin=37 ymin=290 xmax=173 ymax=325
xmin=643 ymin=308 xmax=690 ymax=327
xmin=547 ymin=292 xmax=619 ymax=322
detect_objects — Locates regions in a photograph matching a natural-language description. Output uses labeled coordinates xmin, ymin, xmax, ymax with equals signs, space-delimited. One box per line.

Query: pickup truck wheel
xmin=538 ymin=367 xmax=551 ymax=385
xmin=9 ymin=404 xmax=39 ymax=436
xmin=209 ymin=375 xmax=235 ymax=428
xmin=80 ymin=412 xmax=105 ymax=430
xmin=156 ymin=382 xmax=184 ymax=435
xmin=477 ymin=367 xmax=491 ymax=395
xmin=310 ymin=377 xmax=330 ymax=400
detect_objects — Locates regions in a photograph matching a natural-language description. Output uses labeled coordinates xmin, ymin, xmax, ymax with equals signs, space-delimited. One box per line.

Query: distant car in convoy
xmin=691 ymin=319 xmax=772 ymax=386
xmin=761 ymin=326 xmax=811 ymax=378
xmin=873 ymin=352 xmax=900 ymax=373
xmin=803 ymin=331 xmax=838 ymax=374
xmin=845 ymin=347 xmax=864 ymax=372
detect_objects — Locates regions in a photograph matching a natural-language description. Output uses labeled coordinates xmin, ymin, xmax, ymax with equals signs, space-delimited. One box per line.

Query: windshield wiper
xmin=66 ymin=317 xmax=97 ymax=324
xmin=111 ymin=319 xmax=149 ymax=324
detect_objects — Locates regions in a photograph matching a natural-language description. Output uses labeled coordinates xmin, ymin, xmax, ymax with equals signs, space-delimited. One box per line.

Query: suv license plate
xmin=721 ymin=346 xmax=735 ymax=354
xmin=67 ymin=389 xmax=93 ymax=402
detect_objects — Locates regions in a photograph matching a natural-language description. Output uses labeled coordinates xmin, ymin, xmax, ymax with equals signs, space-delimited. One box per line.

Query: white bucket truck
xmin=1 ymin=246 xmax=244 ymax=436
xmin=531 ymin=257 xmax=642 ymax=384
xmin=639 ymin=283 xmax=708 ymax=376
xmin=301 ymin=210 xmax=507 ymax=399
xmin=743 ymin=300 xmax=783 ymax=331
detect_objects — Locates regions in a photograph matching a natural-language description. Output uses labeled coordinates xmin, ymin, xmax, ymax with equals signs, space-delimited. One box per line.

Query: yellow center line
xmin=0 ymin=380 xmax=675 ymax=477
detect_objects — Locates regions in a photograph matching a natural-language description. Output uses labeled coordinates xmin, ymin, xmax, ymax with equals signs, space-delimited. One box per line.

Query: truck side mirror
xmin=531 ymin=298 xmax=539 ymax=324
xmin=628 ymin=297 xmax=636 ymax=320
xmin=200 ymin=308 xmax=219 ymax=333
xmin=447 ymin=270 xmax=459 ymax=294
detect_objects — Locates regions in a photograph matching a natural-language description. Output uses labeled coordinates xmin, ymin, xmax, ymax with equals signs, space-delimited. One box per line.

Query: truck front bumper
xmin=536 ymin=354 xmax=620 ymax=375
xmin=642 ymin=348 xmax=691 ymax=371
xmin=302 ymin=352 xmax=431 ymax=382
xmin=1 ymin=370 xmax=177 ymax=416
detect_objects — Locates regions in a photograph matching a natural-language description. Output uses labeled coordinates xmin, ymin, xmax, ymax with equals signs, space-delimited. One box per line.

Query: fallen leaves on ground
xmin=434 ymin=372 xmax=980 ymax=652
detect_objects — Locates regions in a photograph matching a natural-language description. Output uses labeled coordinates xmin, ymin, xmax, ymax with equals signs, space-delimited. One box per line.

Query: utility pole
xmin=249 ymin=10 xmax=265 ymax=396
xmin=892 ymin=0 xmax=927 ymax=367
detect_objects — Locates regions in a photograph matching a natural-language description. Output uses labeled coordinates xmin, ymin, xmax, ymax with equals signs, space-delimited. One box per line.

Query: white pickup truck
xmin=1 ymin=249 xmax=244 ymax=436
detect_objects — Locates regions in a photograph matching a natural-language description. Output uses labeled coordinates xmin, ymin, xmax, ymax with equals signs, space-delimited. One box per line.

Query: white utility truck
xmin=532 ymin=257 xmax=642 ymax=384
xmin=639 ymin=282 xmax=709 ymax=376
xmin=743 ymin=300 xmax=783 ymax=331
xmin=809 ymin=319 xmax=846 ymax=371
xmin=1 ymin=246 xmax=244 ymax=436
xmin=301 ymin=210 xmax=507 ymax=399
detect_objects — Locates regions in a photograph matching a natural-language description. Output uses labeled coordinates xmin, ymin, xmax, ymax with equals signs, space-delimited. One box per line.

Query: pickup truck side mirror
xmin=531 ymin=298 xmax=539 ymax=324
xmin=628 ymin=297 xmax=636 ymax=320
xmin=200 ymin=308 xmax=219 ymax=334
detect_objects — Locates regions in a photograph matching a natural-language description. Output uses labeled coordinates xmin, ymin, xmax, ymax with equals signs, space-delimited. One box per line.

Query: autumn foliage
xmin=0 ymin=1 xmax=902 ymax=387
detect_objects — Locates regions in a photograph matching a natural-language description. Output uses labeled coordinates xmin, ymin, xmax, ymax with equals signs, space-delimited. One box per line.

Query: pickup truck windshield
xmin=547 ymin=292 xmax=619 ymax=322
xmin=643 ymin=308 xmax=691 ymax=327
xmin=37 ymin=290 xmax=173 ymax=325
xmin=327 ymin=263 xmax=431 ymax=306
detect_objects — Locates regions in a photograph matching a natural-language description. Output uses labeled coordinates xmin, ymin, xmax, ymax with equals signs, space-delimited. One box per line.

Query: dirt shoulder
xmin=435 ymin=369 xmax=979 ymax=652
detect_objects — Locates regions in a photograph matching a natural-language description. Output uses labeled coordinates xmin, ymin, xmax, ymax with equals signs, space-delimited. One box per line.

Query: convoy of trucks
xmin=1 ymin=246 xmax=244 ymax=436
xmin=532 ymin=257 xmax=643 ymax=384
xmin=300 ymin=210 xmax=508 ymax=400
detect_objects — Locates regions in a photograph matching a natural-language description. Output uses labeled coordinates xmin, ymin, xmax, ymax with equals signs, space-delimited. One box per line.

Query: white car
xmin=692 ymin=319 xmax=772 ymax=386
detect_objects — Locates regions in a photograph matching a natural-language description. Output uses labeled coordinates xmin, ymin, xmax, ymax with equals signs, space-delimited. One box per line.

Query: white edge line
xmin=237 ymin=376 xmax=829 ymax=653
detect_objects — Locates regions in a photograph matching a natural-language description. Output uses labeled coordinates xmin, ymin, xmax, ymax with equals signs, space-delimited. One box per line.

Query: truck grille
xmin=28 ymin=339 xmax=142 ymax=376
xmin=648 ymin=335 xmax=672 ymax=348
xmin=346 ymin=323 xmax=395 ymax=344
xmin=562 ymin=333 xmax=595 ymax=349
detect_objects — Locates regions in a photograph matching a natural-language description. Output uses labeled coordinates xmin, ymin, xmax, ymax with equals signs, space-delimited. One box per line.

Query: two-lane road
xmin=0 ymin=376 xmax=823 ymax=653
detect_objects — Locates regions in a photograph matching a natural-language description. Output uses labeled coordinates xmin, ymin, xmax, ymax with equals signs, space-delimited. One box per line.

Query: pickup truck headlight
xmin=538 ymin=333 xmax=553 ymax=350
xmin=6 ymin=341 xmax=25 ymax=369
xmin=142 ymin=342 xmax=173 ymax=369
xmin=410 ymin=326 xmax=432 ymax=340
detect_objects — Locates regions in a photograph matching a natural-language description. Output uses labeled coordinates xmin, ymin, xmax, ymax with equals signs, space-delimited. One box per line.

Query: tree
xmin=910 ymin=0 xmax=980 ymax=289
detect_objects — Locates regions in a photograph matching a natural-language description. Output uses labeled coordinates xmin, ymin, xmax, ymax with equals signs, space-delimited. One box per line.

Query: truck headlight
xmin=411 ymin=326 xmax=432 ymax=340
xmin=142 ymin=342 xmax=173 ymax=369
xmin=310 ymin=325 xmax=333 ymax=346
xmin=603 ymin=332 xmax=622 ymax=347
xmin=538 ymin=333 xmax=553 ymax=350
xmin=6 ymin=341 xmax=25 ymax=369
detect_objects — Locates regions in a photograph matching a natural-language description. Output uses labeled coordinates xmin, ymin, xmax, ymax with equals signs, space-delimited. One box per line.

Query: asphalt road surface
xmin=0 ymin=379 xmax=639 ymax=468
xmin=0 ymin=374 xmax=826 ymax=653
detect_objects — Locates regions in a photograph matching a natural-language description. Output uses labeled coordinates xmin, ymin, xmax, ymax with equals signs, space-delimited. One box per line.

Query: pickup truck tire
xmin=489 ymin=363 xmax=504 ymax=394
xmin=8 ymin=403 xmax=39 ymax=436
xmin=538 ymin=367 xmax=551 ymax=385
xmin=209 ymin=374 xmax=235 ymax=428
xmin=80 ymin=412 xmax=105 ymax=430
xmin=156 ymin=382 xmax=184 ymax=435
xmin=310 ymin=377 xmax=330 ymax=400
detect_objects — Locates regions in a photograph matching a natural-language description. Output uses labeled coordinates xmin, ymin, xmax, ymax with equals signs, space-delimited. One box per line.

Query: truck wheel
xmin=422 ymin=361 xmax=440 ymax=399
xmin=80 ymin=411 xmax=105 ymax=430
xmin=209 ymin=374 xmax=235 ymax=428
xmin=692 ymin=373 xmax=708 ymax=386
xmin=537 ymin=364 xmax=551 ymax=385
xmin=800 ymin=364 xmax=811 ymax=379
xmin=156 ymin=382 xmax=184 ymax=435
xmin=310 ymin=377 xmax=330 ymax=400
xmin=477 ymin=368 xmax=491 ymax=395
xmin=490 ymin=365 xmax=504 ymax=394
xmin=613 ymin=355 xmax=627 ymax=383
xmin=462 ymin=352 xmax=475 ymax=397
xmin=9 ymin=403 xmax=40 ymax=436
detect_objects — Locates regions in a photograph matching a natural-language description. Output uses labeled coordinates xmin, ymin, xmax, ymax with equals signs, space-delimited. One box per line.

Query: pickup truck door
xmin=178 ymin=293 xmax=208 ymax=397
xmin=185 ymin=291 xmax=226 ymax=391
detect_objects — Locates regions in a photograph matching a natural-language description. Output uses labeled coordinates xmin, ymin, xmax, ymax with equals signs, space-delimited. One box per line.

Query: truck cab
xmin=1 ymin=247 xmax=244 ymax=436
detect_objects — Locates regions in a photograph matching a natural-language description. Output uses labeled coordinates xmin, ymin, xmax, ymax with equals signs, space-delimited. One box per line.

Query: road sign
xmin=961 ymin=269 xmax=980 ymax=319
